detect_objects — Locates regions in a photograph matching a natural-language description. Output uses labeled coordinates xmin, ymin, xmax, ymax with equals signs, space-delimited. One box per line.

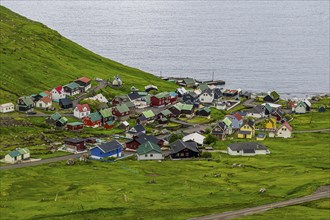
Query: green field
xmin=0 ymin=6 xmax=177 ymax=102
xmin=0 ymin=114 xmax=329 ymax=219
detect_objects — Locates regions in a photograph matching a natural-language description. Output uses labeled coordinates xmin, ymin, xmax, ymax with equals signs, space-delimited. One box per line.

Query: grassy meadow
xmin=0 ymin=113 xmax=329 ymax=219
xmin=0 ymin=6 xmax=178 ymax=102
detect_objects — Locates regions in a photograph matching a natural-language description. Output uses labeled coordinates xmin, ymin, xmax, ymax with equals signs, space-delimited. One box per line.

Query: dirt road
xmin=189 ymin=186 xmax=330 ymax=220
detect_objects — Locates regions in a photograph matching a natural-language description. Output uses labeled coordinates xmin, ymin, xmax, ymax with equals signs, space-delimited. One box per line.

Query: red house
xmin=64 ymin=138 xmax=86 ymax=152
xmin=104 ymin=121 xmax=115 ymax=129
xmin=169 ymin=92 xmax=178 ymax=103
xmin=112 ymin=104 xmax=130 ymax=120
xmin=82 ymin=112 xmax=102 ymax=128
xmin=150 ymin=92 xmax=171 ymax=107
xmin=125 ymin=134 xmax=164 ymax=151
xmin=67 ymin=122 xmax=84 ymax=131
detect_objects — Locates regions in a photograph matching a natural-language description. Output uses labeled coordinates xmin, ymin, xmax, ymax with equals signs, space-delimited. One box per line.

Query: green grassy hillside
xmin=0 ymin=6 xmax=177 ymax=102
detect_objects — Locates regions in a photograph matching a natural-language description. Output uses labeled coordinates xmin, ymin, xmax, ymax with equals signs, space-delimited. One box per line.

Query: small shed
xmin=4 ymin=148 xmax=30 ymax=163
xmin=67 ymin=122 xmax=84 ymax=131
xmin=59 ymin=98 xmax=73 ymax=109
xmin=0 ymin=103 xmax=15 ymax=113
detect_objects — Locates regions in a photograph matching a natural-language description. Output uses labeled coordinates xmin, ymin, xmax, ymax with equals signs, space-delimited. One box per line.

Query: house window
xmin=145 ymin=154 xmax=148 ymax=157
xmin=237 ymin=150 xmax=239 ymax=153
xmin=150 ymin=154 xmax=153 ymax=157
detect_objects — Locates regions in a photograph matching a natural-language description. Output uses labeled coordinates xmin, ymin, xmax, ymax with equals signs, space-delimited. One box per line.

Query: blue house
xmin=90 ymin=140 xmax=123 ymax=159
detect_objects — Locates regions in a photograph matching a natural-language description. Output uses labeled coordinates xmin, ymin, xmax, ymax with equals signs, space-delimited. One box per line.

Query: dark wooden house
xmin=64 ymin=138 xmax=86 ymax=152
xmin=169 ymin=140 xmax=200 ymax=159
xmin=59 ymin=98 xmax=73 ymax=109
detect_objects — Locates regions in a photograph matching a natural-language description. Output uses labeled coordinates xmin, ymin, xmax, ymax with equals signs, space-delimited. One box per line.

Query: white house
xmin=227 ymin=142 xmax=270 ymax=156
xmin=294 ymin=101 xmax=307 ymax=114
xmin=136 ymin=141 xmax=164 ymax=160
xmin=51 ymin=86 xmax=66 ymax=101
xmin=0 ymin=103 xmax=15 ymax=113
xmin=246 ymin=105 xmax=265 ymax=119
xmin=199 ymin=88 xmax=214 ymax=104
xmin=85 ymin=93 xmax=108 ymax=103
xmin=276 ymin=122 xmax=292 ymax=138
xmin=74 ymin=104 xmax=91 ymax=119
xmin=36 ymin=96 xmax=52 ymax=109
xmin=182 ymin=132 xmax=205 ymax=146
xmin=4 ymin=148 xmax=30 ymax=163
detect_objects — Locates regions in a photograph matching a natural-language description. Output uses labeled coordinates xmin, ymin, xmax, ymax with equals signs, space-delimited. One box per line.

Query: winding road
xmin=190 ymin=186 xmax=330 ymax=220
xmin=0 ymin=152 xmax=86 ymax=171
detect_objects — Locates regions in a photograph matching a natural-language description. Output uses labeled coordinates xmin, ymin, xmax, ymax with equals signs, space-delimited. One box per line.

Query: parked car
xmin=27 ymin=111 xmax=37 ymax=115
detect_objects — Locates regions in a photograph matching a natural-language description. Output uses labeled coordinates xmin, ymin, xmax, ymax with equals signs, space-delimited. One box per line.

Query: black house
xmin=183 ymin=92 xmax=199 ymax=103
xmin=170 ymin=140 xmax=200 ymax=159
xmin=263 ymin=91 xmax=280 ymax=103
xmin=59 ymin=98 xmax=73 ymax=109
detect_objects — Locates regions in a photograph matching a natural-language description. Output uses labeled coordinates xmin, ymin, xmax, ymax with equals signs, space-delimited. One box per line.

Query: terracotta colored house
xmin=150 ymin=92 xmax=171 ymax=107
xmin=67 ymin=122 xmax=84 ymax=131
xmin=112 ymin=104 xmax=130 ymax=120
xmin=82 ymin=112 xmax=102 ymax=128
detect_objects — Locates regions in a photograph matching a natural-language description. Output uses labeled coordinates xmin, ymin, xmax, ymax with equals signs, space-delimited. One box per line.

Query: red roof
xmin=75 ymin=77 xmax=91 ymax=84
xmin=75 ymin=104 xmax=91 ymax=112
xmin=233 ymin=113 xmax=243 ymax=121
xmin=40 ymin=96 xmax=52 ymax=104
xmin=55 ymin=86 xmax=63 ymax=94
xmin=279 ymin=122 xmax=292 ymax=131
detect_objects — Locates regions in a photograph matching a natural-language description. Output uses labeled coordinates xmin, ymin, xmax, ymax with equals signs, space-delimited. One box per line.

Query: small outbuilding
xmin=4 ymin=148 xmax=30 ymax=163
xmin=0 ymin=103 xmax=15 ymax=113
xmin=67 ymin=122 xmax=84 ymax=131
xmin=59 ymin=98 xmax=73 ymax=109
xmin=170 ymin=140 xmax=200 ymax=159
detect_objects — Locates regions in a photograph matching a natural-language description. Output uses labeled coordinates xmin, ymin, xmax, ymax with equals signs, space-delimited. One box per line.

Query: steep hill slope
xmin=0 ymin=6 xmax=177 ymax=102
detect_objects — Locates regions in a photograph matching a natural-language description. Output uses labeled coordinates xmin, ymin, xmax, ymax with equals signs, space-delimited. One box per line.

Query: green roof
xmin=67 ymin=122 xmax=83 ymax=126
xmin=99 ymin=108 xmax=112 ymax=118
xmin=138 ymin=92 xmax=148 ymax=96
xmin=21 ymin=96 xmax=34 ymax=106
xmin=39 ymin=92 xmax=48 ymax=97
xmin=89 ymin=112 xmax=102 ymax=122
xmin=51 ymin=112 xmax=61 ymax=121
xmin=223 ymin=117 xmax=232 ymax=127
xmin=183 ymin=78 xmax=195 ymax=85
xmin=123 ymin=101 xmax=135 ymax=108
xmin=199 ymin=83 xmax=209 ymax=91
xmin=142 ymin=110 xmax=155 ymax=119
xmin=176 ymin=103 xmax=193 ymax=111
xmin=155 ymin=92 xmax=170 ymax=99
xmin=161 ymin=109 xmax=172 ymax=116
xmin=59 ymin=117 xmax=68 ymax=124
xmin=65 ymin=82 xmax=80 ymax=90
xmin=8 ymin=148 xmax=30 ymax=158
xmin=116 ymin=104 xmax=129 ymax=113
xmin=297 ymin=101 xmax=307 ymax=108
xmin=199 ymin=107 xmax=211 ymax=113
xmin=106 ymin=121 xmax=115 ymax=126
xmin=136 ymin=141 xmax=162 ymax=155
xmin=270 ymin=91 xmax=280 ymax=99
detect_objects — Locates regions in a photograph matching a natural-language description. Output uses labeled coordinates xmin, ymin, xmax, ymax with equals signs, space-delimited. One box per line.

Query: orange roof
xmin=40 ymin=96 xmax=52 ymax=104
xmin=75 ymin=77 xmax=91 ymax=83
xmin=44 ymin=90 xmax=51 ymax=96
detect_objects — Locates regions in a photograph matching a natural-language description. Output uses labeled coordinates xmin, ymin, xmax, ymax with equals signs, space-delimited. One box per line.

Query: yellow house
xmin=264 ymin=117 xmax=277 ymax=130
xmin=237 ymin=120 xmax=255 ymax=139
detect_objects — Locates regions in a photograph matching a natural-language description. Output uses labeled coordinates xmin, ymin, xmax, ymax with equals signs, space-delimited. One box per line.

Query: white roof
xmin=262 ymin=103 xmax=282 ymax=108
xmin=194 ymin=89 xmax=202 ymax=95
xmin=303 ymin=99 xmax=311 ymax=107
xmin=177 ymin=87 xmax=187 ymax=94
xmin=0 ymin=103 xmax=14 ymax=107
xmin=85 ymin=94 xmax=108 ymax=103
xmin=122 ymin=121 xmax=129 ymax=126
xmin=182 ymin=132 xmax=205 ymax=145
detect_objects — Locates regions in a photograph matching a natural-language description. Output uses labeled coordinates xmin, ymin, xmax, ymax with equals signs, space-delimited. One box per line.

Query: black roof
xmin=132 ymin=124 xmax=145 ymax=133
xmin=247 ymin=119 xmax=255 ymax=127
xmin=64 ymin=138 xmax=85 ymax=143
xmin=128 ymin=92 xmax=143 ymax=101
xmin=170 ymin=140 xmax=199 ymax=154
xmin=97 ymin=140 xmax=123 ymax=153
xmin=228 ymin=142 xmax=268 ymax=151
xmin=134 ymin=133 xmax=160 ymax=145
xmin=59 ymin=98 xmax=72 ymax=105
xmin=203 ymin=88 xmax=213 ymax=96
xmin=250 ymin=105 xmax=264 ymax=114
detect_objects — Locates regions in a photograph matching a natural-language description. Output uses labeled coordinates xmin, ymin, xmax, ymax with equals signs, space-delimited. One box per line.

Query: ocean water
xmin=1 ymin=1 xmax=329 ymax=97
